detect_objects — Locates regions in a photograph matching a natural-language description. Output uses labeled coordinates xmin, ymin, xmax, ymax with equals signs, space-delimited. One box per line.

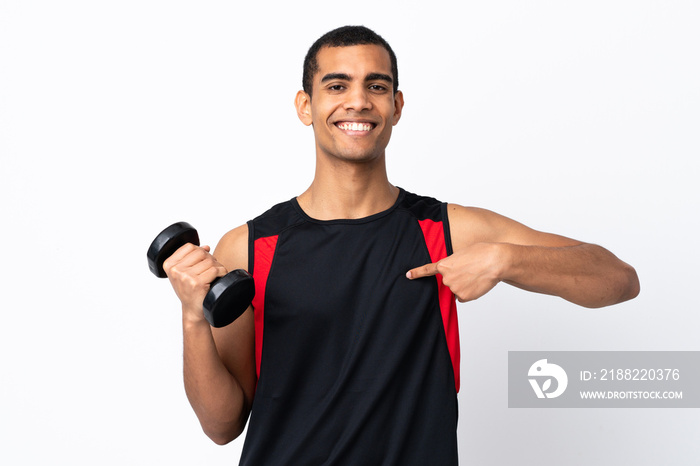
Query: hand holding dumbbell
xmin=147 ymin=222 xmax=254 ymax=328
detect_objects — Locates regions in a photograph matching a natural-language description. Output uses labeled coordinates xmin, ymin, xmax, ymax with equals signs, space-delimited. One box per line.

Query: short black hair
xmin=302 ymin=25 xmax=399 ymax=97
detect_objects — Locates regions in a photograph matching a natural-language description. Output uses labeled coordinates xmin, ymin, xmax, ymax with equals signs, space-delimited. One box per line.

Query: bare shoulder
xmin=446 ymin=203 xmax=522 ymax=246
xmin=446 ymin=204 xmax=508 ymax=232
xmin=213 ymin=224 xmax=249 ymax=273
xmin=446 ymin=203 xmax=582 ymax=250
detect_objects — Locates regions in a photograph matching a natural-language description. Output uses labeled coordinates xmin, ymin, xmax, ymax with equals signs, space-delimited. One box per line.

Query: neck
xmin=297 ymin=153 xmax=398 ymax=220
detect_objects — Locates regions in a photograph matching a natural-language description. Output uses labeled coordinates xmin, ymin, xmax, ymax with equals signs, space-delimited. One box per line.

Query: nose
xmin=343 ymin=85 xmax=372 ymax=112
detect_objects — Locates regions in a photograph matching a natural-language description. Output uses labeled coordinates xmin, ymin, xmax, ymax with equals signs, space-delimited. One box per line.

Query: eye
xmin=328 ymin=84 xmax=345 ymax=92
xmin=369 ymin=84 xmax=388 ymax=92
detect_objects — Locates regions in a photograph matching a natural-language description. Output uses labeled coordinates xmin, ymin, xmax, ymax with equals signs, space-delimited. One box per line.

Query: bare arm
xmin=408 ymin=204 xmax=639 ymax=308
xmin=163 ymin=224 xmax=256 ymax=444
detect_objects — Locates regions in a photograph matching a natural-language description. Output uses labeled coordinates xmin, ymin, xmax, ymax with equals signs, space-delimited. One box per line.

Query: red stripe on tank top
xmin=417 ymin=219 xmax=460 ymax=393
xmin=252 ymin=235 xmax=279 ymax=379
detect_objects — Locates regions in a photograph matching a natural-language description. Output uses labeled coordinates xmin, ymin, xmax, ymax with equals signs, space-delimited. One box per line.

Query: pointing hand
xmin=406 ymin=243 xmax=504 ymax=303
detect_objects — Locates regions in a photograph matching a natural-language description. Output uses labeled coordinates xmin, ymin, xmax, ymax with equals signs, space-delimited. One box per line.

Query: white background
xmin=1 ymin=1 xmax=698 ymax=464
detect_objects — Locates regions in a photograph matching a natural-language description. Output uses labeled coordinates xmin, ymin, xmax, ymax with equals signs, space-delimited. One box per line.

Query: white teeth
xmin=338 ymin=122 xmax=372 ymax=131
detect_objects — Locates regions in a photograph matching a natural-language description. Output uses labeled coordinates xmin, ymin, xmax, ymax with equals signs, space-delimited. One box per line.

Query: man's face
xmin=296 ymin=44 xmax=404 ymax=163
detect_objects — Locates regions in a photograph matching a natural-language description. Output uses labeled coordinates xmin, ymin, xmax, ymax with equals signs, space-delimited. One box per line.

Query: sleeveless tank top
xmin=240 ymin=188 xmax=460 ymax=465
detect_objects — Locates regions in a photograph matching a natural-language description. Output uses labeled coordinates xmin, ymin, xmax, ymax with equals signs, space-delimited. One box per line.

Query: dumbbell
xmin=147 ymin=222 xmax=255 ymax=328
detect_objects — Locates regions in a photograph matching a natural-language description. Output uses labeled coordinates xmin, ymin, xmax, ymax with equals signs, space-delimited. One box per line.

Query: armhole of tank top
xmin=247 ymin=220 xmax=255 ymax=274
xmin=441 ymin=203 xmax=454 ymax=256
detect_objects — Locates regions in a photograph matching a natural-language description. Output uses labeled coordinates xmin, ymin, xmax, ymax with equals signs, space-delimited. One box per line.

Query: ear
xmin=392 ymin=90 xmax=404 ymax=126
xmin=295 ymin=90 xmax=313 ymax=126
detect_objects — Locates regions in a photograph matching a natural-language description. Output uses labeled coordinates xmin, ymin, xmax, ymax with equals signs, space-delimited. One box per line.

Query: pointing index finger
xmin=406 ymin=262 xmax=439 ymax=280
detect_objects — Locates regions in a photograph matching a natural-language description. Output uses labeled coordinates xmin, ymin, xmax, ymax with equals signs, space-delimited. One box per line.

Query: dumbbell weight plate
xmin=204 ymin=269 xmax=255 ymax=328
xmin=147 ymin=222 xmax=200 ymax=278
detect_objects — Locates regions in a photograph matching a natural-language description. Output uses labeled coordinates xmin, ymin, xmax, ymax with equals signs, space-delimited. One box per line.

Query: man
xmin=163 ymin=26 xmax=639 ymax=465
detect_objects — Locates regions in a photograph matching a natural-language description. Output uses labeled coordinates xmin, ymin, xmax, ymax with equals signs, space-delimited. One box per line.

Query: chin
xmin=317 ymin=140 xmax=387 ymax=164
xmin=335 ymin=151 xmax=383 ymax=163
xmin=337 ymin=143 xmax=387 ymax=161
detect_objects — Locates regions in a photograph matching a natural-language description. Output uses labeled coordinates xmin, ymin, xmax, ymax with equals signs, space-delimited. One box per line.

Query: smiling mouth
xmin=335 ymin=121 xmax=376 ymax=132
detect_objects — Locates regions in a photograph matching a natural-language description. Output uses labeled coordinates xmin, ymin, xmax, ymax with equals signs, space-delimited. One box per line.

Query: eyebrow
xmin=365 ymin=72 xmax=393 ymax=83
xmin=321 ymin=72 xmax=393 ymax=84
